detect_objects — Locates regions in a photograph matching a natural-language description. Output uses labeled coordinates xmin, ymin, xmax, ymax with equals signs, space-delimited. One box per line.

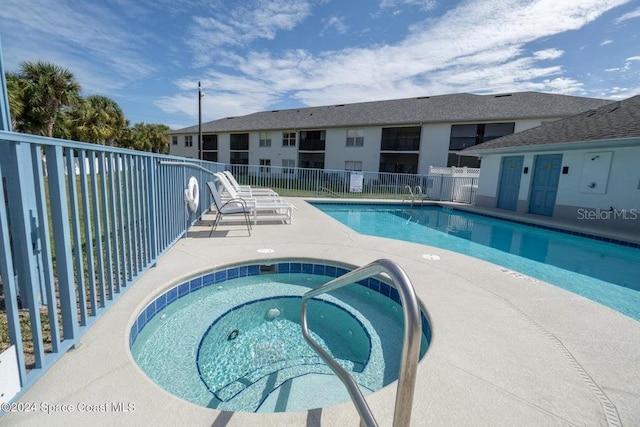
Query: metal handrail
xmin=414 ymin=185 xmax=424 ymax=206
xmin=158 ymin=160 xmax=217 ymax=176
xmin=403 ymin=184 xmax=415 ymax=206
xmin=316 ymin=186 xmax=340 ymax=198
xmin=300 ymin=259 xmax=422 ymax=427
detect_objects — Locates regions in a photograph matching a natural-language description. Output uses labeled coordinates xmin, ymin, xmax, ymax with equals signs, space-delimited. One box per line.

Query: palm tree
xmin=146 ymin=123 xmax=170 ymax=154
xmin=71 ymin=95 xmax=127 ymax=144
xmin=19 ymin=61 xmax=81 ymax=137
xmin=5 ymin=72 xmax=25 ymax=131
xmin=119 ymin=122 xmax=170 ymax=153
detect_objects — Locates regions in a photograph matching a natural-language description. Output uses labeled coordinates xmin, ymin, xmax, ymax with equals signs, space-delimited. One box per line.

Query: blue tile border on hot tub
xmin=130 ymin=261 xmax=431 ymax=348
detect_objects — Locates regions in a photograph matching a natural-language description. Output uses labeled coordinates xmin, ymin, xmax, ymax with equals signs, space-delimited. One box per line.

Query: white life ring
xmin=184 ymin=176 xmax=199 ymax=213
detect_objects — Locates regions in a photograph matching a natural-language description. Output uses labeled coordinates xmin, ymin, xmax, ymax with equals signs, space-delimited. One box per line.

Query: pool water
xmin=313 ymin=203 xmax=640 ymax=321
xmin=196 ymin=297 xmax=372 ymax=404
xmin=131 ymin=270 xmax=430 ymax=412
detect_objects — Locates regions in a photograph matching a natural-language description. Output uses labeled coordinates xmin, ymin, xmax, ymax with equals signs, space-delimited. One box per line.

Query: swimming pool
xmin=130 ymin=261 xmax=431 ymax=413
xmin=312 ymin=203 xmax=640 ymax=321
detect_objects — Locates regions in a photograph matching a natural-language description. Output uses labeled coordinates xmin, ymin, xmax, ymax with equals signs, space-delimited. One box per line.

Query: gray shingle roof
xmin=464 ymin=94 xmax=640 ymax=152
xmin=170 ymin=91 xmax=611 ymax=134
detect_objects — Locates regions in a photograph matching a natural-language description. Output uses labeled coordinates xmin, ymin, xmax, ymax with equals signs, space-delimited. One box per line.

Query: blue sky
xmin=1 ymin=0 xmax=639 ymax=129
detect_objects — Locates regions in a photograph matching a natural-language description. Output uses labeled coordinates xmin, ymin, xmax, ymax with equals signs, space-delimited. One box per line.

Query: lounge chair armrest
xmin=221 ymin=197 xmax=249 ymax=209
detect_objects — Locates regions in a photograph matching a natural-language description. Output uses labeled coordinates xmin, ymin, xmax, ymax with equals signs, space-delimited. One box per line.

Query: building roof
xmin=170 ymin=91 xmax=611 ymax=134
xmin=464 ymin=94 xmax=640 ymax=152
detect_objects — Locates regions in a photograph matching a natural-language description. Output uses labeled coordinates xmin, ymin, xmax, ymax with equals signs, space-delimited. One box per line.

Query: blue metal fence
xmin=0 ymin=129 xmax=220 ymax=402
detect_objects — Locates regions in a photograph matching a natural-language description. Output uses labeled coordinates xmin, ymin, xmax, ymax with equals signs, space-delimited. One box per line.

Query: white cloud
xmin=186 ymin=0 xmax=313 ymax=66
xmin=0 ymin=0 xmax=155 ymax=94
xmin=379 ymin=0 xmax=437 ymax=12
xmin=155 ymin=0 xmax=631 ymax=122
xmin=600 ymin=39 xmax=614 ymax=45
xmin=606 ymin=85 xmax=640 ymax=99
xmin=615 ymin=7 xmax=640 ymax=23
xmin=322 ymin=16 xmax=348 ymax=35
xmin=532 ymin=49 xmax=564 ymax=60
xmin=604 ymin=55 xmax=640 ymax=75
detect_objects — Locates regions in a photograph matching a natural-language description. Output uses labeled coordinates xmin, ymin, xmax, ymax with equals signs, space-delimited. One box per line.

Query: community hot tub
xmin=130 ymin=260 xmax=431 ymax=413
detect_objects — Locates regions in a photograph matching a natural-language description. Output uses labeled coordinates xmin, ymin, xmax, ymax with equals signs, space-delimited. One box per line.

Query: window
xmin=447 ymin=153 xmax=481 ymax=168
xmin=259 ymin=132 xmax=271 ymax=147
xmin=172 ymin=136 xmax=178 ymax=145
xmin=259 ymin=159 xmax=271 ymax=173
xmin=230 ymin=133 xmax=249 ymax=150
xmin=230 ymin=133 xmax=249 ymax=165
xmin=379 ymin=153 xmax=419 ymax=173
xmin=184 ymin=135 xmax=193 ymax=147
xmin=202 ymin=134 xmax=218 ymax=162
xmin=346 ymin=129 xmax=364 ymax=147
xmin=449 ymin=125 xmax=476 ymax=150
xmin=380 ymin=127 xmax=421 ymax=151
xmin=202 ymin=134 xmax=218 ymax=151
xmin=449 ymin=122 xmax=514 ymax=150
xmin=202 ymin=152 xmax=218 ymax=162
xmin=283 ymin=131 xmax=296 ymax=147
xmin=282 ymin=159 xmax=295 ymax=174
xmin=345 ymin=161 xmax=362 ymax=171
xmin=298 ymin=153 xmax=324 ymax=169
xmin=483 ymin=123 xmax=515 ymax=143
xmin=299 ymin=130 xmax=326 ymax=151
xmin=230 ymin=151 xmax=249 ymax=164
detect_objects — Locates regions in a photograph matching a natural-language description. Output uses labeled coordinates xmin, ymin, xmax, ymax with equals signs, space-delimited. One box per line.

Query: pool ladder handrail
xmin=316 ymin=186 xmax=341 ymax=198
xmin=300 ymin=259 xmax=422 ymax=427
xmin=403 ymin=185 xmax=425 ymax=207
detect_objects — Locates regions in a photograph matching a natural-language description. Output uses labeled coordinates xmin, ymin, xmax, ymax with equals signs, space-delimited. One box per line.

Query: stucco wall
xmin=169 ymin=117 xmax=562 ymax=172
xmin=248 ymin=130 xmax=296 ymax=168
xmin=324 ymin=127 xmax=382 ymax=171
xmin=168 ymin=134 xmax=198 ymax=159
xmin=418 ymin=123 xmax=451 ymax=174
xmin=475 ymin=144 xmax=640 ymax=230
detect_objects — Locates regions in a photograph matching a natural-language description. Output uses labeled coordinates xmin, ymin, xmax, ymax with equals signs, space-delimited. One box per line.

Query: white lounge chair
xmin=222 ymin=171 xmax=279 ymax=196
xmin=210 ymin=176 xmax=294 ymax=225
xmin=214 ymin=172 xmax=282 ymax=202
xmin=206 ymin=181 xmax=252 ymax=236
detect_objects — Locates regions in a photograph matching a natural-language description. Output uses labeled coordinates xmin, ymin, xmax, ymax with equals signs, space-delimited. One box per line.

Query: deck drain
xmin=422 ymin=254 xmax=440 ymax=261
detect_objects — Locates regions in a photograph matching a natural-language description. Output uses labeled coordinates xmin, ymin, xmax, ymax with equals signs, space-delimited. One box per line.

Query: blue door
xmin=529 ymin=154 xmax=562 ymax=216
xmin=497 ymin=156 xmax=524 ymax=211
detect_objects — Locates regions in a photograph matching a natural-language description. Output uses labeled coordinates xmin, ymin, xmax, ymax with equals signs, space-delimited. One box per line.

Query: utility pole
xmin=198 ymin=81 xmax=203 ymax=160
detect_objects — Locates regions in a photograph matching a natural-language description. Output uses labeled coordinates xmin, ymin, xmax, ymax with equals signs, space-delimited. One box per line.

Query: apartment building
xmin=168 ymin=92 xmax=610 ymax=174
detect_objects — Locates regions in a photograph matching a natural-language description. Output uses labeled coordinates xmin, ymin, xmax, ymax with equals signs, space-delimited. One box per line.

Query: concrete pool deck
xmin=3 ymin=199 xmax=640 ymax=427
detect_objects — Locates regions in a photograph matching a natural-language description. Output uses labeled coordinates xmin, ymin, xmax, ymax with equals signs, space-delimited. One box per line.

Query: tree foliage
xmin=18 ymin=61 xmax=81 ymax=137
xmin=6 ymin=61 xmax=170 ymax=153
xmin=70 ymin=95 xmax=128 ymax=145
xmin=118 ymin=123 xmax=170 ymax=153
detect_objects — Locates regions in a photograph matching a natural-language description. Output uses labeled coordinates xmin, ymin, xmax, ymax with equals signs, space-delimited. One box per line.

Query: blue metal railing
xmin=0 ymin=129 xmax=223 ymax=402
